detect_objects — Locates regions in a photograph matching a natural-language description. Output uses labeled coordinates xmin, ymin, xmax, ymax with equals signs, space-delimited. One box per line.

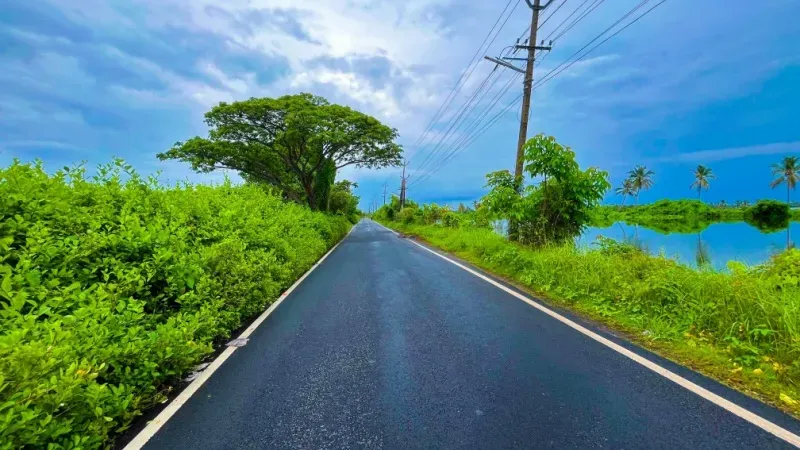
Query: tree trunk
xmin=303 ymin=180 xmax=318 ymax=210
xmin=313 ymin=159 xmax=336 ymax=212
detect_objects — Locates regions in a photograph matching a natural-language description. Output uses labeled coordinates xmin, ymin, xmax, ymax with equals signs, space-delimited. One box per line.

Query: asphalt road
xmin=143 ymin=219 xmax=800 ymax=449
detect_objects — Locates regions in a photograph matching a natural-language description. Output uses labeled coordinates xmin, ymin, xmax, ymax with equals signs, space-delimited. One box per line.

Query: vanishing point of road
xmin=138 ymin=220 xmax=800 ymax=449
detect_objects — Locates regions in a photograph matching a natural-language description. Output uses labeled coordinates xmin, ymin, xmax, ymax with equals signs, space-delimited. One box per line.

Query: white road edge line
xmin=374 ymin=220 xmax=800 ymax=448
xmin=123 ymin=224 xmax=357 ymax=450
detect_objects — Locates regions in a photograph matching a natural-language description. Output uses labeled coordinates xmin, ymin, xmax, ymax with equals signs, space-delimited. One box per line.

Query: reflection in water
xmin=580 ymin=221 xmax=799 ymax=270
xmin=695 ymin=233 xmax=711 ymax=268
xmin=493 ymin=217 xmax=796 ymax=270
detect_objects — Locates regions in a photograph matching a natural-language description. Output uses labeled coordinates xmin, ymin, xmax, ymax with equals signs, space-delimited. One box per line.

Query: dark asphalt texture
xmin=145 ymin=220 xmax=799 ymax=449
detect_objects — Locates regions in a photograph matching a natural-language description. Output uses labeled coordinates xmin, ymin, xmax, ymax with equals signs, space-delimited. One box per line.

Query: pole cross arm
xmin=525 ymin=0 xmax=553 ymax=10
xmin=515 ymin=45 xmax=553 ymax=51
xmin=484 ymin=56 xmax=525 ymax=74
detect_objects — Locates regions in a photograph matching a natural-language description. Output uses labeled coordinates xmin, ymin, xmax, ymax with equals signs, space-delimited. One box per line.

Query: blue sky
xmin=1 ymin=0 xmax=798 ymax=210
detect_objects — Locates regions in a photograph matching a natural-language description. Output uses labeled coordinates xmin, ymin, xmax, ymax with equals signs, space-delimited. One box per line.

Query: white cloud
xmin=651 ymin=142 xmax=800 ymax=165
xmin=291 ymin=69 xmax=403 ymax=119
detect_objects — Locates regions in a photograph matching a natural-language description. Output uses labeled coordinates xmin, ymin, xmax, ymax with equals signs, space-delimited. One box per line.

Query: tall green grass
xmin=0 ymin=160 xmax=350 ymax=448
xmin=380 ymin=220 xmax=800 ymax=414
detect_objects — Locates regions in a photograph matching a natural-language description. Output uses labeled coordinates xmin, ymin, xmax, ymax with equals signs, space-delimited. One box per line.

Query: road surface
xmin=142 ymin=220 xmax=800 ymax=449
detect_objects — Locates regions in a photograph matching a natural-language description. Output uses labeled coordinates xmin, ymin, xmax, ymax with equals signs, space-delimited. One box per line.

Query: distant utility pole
xmin=383 ymin=183 xmax=387 ymax=205
xmin=399 ymin=160 xmax=409 ymax=208
xmin=484 ymin=0 xmax=552 ymax=239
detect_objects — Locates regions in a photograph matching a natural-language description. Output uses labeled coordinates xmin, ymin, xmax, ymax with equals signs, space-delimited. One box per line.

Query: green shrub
xmin=0 ymin=160 xmax=350 ymax=448
xmin=442 ymin=212 xmax=461 ymax=228
xmin=758 ymin=248 xmax=800 ymax=288
xmin=745 ymin=200 xmax=790 ymax=231
xmin=397 ymin=207 xmax=418 ymax=224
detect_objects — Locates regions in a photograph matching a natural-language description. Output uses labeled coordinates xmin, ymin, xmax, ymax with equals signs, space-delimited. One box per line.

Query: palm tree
xmin=771 ymin=156 xmax=799 ymax=204
xmin=690 ymin=165 xmax=715 ymax=200
xmin=614 ymin=178 xmax=635 ymax=206
xmin=628 ymin=165 xmax=655 ymax=205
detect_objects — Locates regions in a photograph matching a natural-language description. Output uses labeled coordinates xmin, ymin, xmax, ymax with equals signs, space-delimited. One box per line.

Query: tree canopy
xmin=483 ymin=134 xmax=610 ymax=245
xmin=158 ymin=93 xmax=403 ymax=210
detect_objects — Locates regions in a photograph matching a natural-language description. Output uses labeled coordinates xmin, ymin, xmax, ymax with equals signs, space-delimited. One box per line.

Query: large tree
xmin=158 ymin=94 xmax=403 ymax=210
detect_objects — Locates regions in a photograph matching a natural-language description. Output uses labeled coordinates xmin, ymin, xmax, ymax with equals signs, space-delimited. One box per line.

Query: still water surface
xmin=578 ymin=222 xmax=798 ymax=270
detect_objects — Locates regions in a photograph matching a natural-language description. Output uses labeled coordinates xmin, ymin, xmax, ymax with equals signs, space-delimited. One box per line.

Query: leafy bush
xmin=0 ymin=160 xmax=350 ymax=448
xmin=758 ymin=248 xmax=800 ymax=288
xmin=442 ymin=211 xmax=461 ymax=228
xmin=483 ymin=134 xmax=609 ymax=246
xmin=592 ymin=236 xmax=642 ymax=257
xmin=745 ymin=200 xmax=790 ymax=231
xmin=397 ymin=207 xmax=418 ymax=224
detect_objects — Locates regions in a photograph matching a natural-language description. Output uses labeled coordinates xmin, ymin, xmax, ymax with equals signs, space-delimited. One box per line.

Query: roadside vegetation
xmin=374 ymin=133 xmax=800 ymax=417
xmin=1 ymin=93 xmax=400 ymax=448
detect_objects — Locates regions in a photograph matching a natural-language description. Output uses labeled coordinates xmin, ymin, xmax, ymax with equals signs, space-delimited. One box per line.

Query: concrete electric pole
xmin=484 ymin=0 xmax=552 ymax=239
xmin=515 ymin=0 xmax=546 ymax=189
xmin=399 ymin=160 xmax=408 ymax=209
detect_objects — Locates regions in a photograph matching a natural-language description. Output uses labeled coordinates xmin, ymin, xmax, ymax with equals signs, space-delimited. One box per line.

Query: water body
xmin=492 ymin=219 xmax=795 ymax=270
xmin=578 ymin=221 xmax=798 ymax=270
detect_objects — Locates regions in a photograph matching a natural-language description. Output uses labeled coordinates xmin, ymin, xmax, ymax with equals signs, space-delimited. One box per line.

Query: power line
xmin=541 ymin=0 xmax=594 ymax=42
xmin=408 ymin=0 xmax=667 ymax=190
xmin=532 ymin=0 xmax=653 ymax=90
xmin=408 ymin=66 xmax=534 ymax=189
xmin=405 ymin=0 xmax=521 ymax=164
xmin=407 ymin=67 xmax=502 ymax=180
xmin=372 ymin=1 xmax=520 ymax=207
xmin=535 ymin=0 xmax=667 ymax=90
xmin=408 ymin=80 xmax=519 ymax=188
xmin=407 ymin=2 xmax=521 ymax=179
xmin=514 ymin=0 xmax=566 ymax=47
xmin=552 ymin=0 xmax=606 ymax=42
xmin=408 ymin=1 xmax=574 ymax=187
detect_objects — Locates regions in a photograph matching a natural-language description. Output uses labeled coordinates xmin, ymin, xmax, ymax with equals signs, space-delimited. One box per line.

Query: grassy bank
xmin=378 ymin=219 xmax=800 ymax=417
xmin=0 ymin=161 xmax=351 ymax=448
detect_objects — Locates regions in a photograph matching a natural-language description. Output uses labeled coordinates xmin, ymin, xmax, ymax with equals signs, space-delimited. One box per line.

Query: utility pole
xmin=515 ymin=0 xmax=547 ymax=190
xmin=485 ymin=0 xmax=552 ymax=240
xmin=383 ymin=183 xmax=387 ymax=205
xmin=399 ymin=160 xmax=408 ymax=209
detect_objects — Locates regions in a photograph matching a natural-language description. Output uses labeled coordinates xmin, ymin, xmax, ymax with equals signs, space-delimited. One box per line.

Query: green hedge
xmin=0 ymin=161 xmax=350 ymax=448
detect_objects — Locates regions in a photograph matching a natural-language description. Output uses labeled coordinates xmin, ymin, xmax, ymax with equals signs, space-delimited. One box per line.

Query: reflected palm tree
xmin=617 ymin=221 xmax=628 ymax=241
xmin=695 ymin=232 xmax=711 ymax=268
xmin=626 ymin=224 xmax=649 ymax=253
